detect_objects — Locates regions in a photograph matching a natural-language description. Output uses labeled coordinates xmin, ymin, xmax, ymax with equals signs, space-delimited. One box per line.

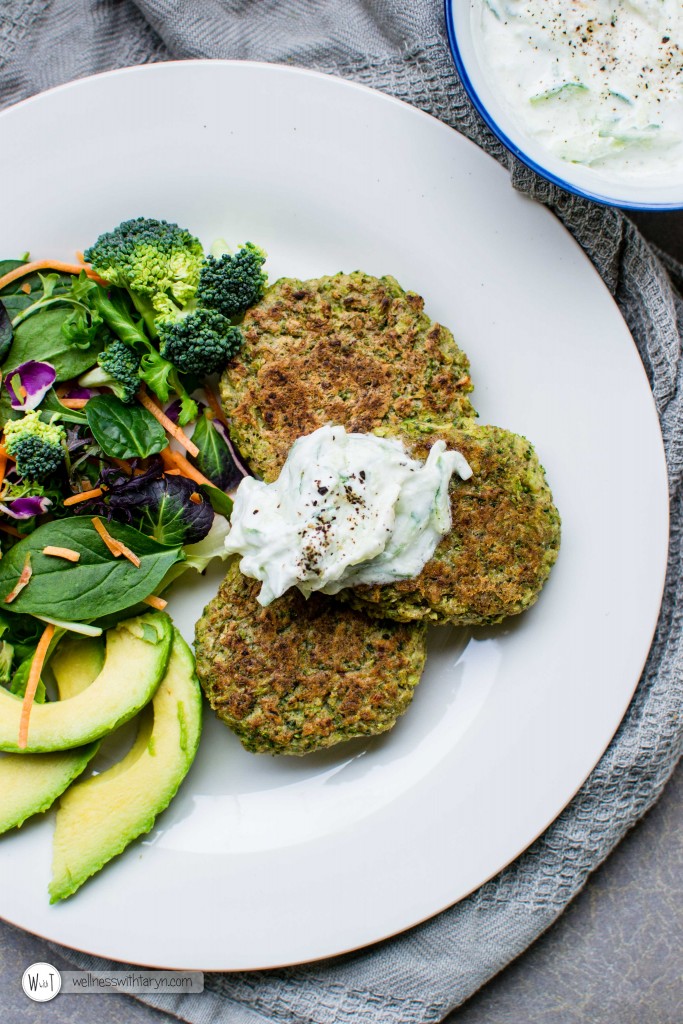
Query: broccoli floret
xmin=84 ymin=218 xmax=205 ymax=332
xmin=79 ymin=339 xmax=141 ymax=403
xmin=197 ymin=243 xmax=267 ymax=319
xmin=158 ymin=309 xmax=243 ymax=376
xmin=4 ymin=411 xmax=66 ymax=480
xmin=85 ymin=219 xmax=263 ymax=392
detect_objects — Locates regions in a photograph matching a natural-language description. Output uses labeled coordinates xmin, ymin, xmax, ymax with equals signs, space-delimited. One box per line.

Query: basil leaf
xmin=85 ymin=394 xmax=168 ymax=459
xmin=4 ymin=308 xmax=102 ymax=380
xmin=107 ymin=473 xmax=213 ymax=546
xmin=191 ymin=411 xmax=243 ymax=491
xmin=136 ymin=478 xmax=213 ymax=546
xmin=0 ymin=518 xmax=183 ymax=620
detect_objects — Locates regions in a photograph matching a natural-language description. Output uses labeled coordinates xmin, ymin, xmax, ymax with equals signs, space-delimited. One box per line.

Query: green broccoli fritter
xmin=195 ymin=560 xmax=428 ymax=755
xmin=4 ymin=412 xmax=66 ymax=480
xmin=220 ymin=272 xmax=476 ymax=481
xmin=80 ymin=339 xmax=141 ymax=403
xmin=343 ymin=422 xmax=561 ymax=626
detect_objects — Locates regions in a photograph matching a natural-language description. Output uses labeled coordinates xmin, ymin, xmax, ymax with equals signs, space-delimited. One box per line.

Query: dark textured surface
xmin=447 ymin=761 xmax=683 ymax=1024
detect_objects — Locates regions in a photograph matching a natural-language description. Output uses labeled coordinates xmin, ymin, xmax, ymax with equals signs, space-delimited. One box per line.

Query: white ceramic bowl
xmin=445 ymin=0 xmax=683 ymax=210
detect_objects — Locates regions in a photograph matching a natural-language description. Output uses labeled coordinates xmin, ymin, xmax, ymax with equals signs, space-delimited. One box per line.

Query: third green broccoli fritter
xmin=194 ymin=561 xmax=427 ymax=755
xmin=342 ymin=422 xmax=561 ymax=626
xmin=220 ymin=272 xmax=476 ymax=481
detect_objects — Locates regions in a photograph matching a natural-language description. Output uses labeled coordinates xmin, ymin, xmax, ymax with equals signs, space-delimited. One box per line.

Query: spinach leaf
xmin=191 ymin=411 xmax=243 ymax=491
xmin=0 ymin=389 xmax=20 ymax=429
xmin=0 ymin=262 xmax=73 ymax=320
xmin=0 ymin=639 xmax=13 ymax=684
xmin=0 ymin=518 xmax=183 ymax=620
xmin=200 ymin=482 xmax=234 ymax=518
xmin=9 ymin=655 xmax=46 ymax=704
xmin=3 ymin=308 xmax=102 ymax=380
xmin=0 ymin=300 xmax=12 ymax=363
xmin=85 ymin=394 xmax=168 ymax=459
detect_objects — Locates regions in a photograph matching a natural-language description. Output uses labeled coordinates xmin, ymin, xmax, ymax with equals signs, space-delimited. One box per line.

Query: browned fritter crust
xmin=194 ymin=561 xmax=428 ymax=755
xmin=342 ymin=423 xmax=561 ymax=626
xmin=220 ymin=272 xmax=475 ymax=481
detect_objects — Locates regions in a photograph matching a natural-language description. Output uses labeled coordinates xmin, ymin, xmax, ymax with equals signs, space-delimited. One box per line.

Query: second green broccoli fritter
xmin=194 ymin=560 xmax=428 ymax=756
xmin=342 ymin=422 xmax=561 ymax=626
xmin=220 ymin=272 xmax=476 ymax=481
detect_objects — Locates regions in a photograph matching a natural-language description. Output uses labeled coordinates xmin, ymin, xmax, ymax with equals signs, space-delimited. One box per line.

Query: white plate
xmin=0 ymin=61 xmax=668 ymax=970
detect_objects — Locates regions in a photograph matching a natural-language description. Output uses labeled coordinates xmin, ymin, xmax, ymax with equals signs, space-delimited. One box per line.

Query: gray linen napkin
xmin=2 ymin=3 xmax=682 ymax=1022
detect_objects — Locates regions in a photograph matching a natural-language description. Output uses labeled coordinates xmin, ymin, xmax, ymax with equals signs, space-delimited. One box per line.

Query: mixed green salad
xmin=0 ymin=216 xmax=265 ymax=747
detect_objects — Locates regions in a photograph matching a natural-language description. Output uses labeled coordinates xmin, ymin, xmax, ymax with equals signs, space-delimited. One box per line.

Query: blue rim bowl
xmin=444 ymin=0 xmax=683 ymax=212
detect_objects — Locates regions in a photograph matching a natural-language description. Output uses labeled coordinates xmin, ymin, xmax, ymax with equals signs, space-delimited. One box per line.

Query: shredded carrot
xmin=111 ymin=457 xmax=132 ymax=475
xmin=75 ymin=251 xmax=86 ymax=264
xmin=137 ymin=389 xmax=199 ymax=457
xmin=159 ymin=447 xmax=178 ymax=472
xmin=0 ymin=259 xmax=108 ymax=292
xmin=204 ymin=385 xmax=229 ymax=428
xmin=63 ymin=486 xmax=105 ymax=507
xmin=115 ymin=541 xmax=141 ymax=568
xmin=189 ymin=492 xmax=201 ymax=504
xmin=143 ymin=594 xmax=168 ymax=611
xmin=0 ymin=522 xmax=22 ymax=539
xmin=91 ymin=517 xmax=141 ymax=567
xmin=20 ymin=282 xmax=31 ymax=295
xmin=4 ymin=552 xmax=32 ymax=604
xmin=42 ymin=546 xmax=81 ymax=562
xmin=162 ymin=447 xmax=212 ymax=488
xmin=18 ymin=623 xmax=55 ymax=749
xmin=91 ymin=516 xmax=124 ymax=557
xmin=163 ymin=468 xmax=182 ymax=476
xmin=58 ymin=398 xmax=89 ymax=410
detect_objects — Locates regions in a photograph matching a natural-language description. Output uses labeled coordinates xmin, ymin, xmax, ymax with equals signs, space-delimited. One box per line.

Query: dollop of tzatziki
xmin=224 ymin=424 xmax=472 ymax=606
xmin=473 ymin=0 xmax=683 ymax=180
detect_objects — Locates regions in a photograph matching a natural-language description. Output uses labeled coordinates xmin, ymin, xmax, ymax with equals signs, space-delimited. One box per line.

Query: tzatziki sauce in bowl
xmin=445 ymin=0 xmax=683 ymax=209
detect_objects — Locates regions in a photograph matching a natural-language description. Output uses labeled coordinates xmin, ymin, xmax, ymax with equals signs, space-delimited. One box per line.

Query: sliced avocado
xmin=49 ymin=630 xmax=202 ymax=902
xmin=0 ymin=745 xmax=99 ymax=835
xmin=51 ymin=637 xmax=105 ymax=701
xmin=0 ymin=637 xmax=103 ymax=835
xmin=0 ymin=613 xmax=172 ymax=753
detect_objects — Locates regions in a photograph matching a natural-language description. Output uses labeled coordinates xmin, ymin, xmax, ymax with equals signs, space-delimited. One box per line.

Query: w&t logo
xmin=22 ymin=962 xmax=62 ymax=1002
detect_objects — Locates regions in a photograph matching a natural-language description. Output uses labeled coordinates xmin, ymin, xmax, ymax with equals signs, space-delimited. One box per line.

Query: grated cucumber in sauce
xmin=473 ymin=0 xmax=683 ymax=181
